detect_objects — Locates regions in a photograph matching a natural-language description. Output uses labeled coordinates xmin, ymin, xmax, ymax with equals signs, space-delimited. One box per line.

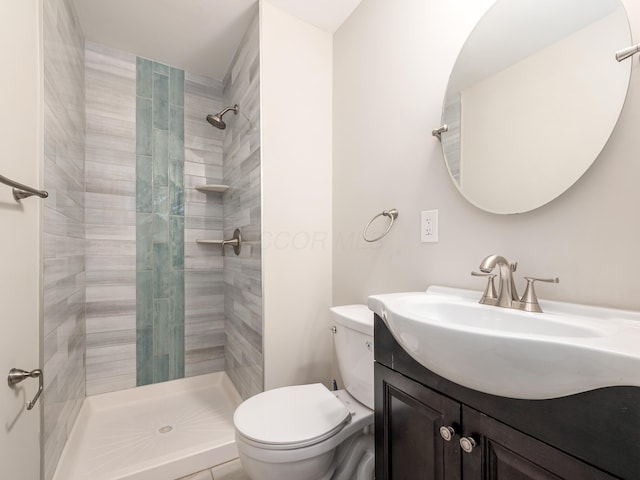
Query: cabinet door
xmin=375 ymin=363 xmax=461 ymax=480
xmin=461 ymin=406 xmax=618 ymax=480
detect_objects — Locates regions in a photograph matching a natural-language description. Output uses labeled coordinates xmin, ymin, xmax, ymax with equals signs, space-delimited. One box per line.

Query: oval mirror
xmin=439 ymin=0 xmax=632 ymax=214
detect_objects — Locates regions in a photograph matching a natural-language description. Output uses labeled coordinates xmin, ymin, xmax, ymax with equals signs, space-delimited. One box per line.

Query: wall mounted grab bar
xmin=0 ymin=174 xmax=48 ymax=201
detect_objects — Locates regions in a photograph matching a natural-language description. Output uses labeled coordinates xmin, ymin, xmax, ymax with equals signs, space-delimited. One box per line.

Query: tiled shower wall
xmin=223 ymin=13 xmax=263 ymax=399
xmin=84 ymin=42 xmax=226 ymax=393
xmin=184 ymin=73 xmax=226 ymax=377
xmin=42 ymin=4 xmax=260 ymax=477
xmin=42 ymin=0 xmax=86 ymax=478
xmin=84 ymin=42 xmax=137 ymax=395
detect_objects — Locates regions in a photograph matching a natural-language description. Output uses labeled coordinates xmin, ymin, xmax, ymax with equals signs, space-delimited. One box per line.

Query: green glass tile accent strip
xmin=153 ymin=298 xmax=170 ymax=356
xmin=169 ymin=162 xmax=184 ymax=216
xmin=136 ymin=97 xmax=152 ymax=156
xmin=136 ymin=327 xmax=153 ymax=386
xmin=153 ymin=128 xmax=168 ymax=186
xmin=169 ymin=325 xmax=185 ymax=380
xmin=153 ymin=71 xmax=169 ymax=130
xmin=170 ymin=67 xmax=184 ymax=107
xmin=136 ymin=214 xmax=153 ymax=270
xmin=170 ymin=216 xmax=184 ymax=269
xmin=136 ymin=57 xmax=153 ymax=99
xmin=154 ymin=355 xmax=169 ymax=383
xmin=152 ymin=185 xmax=169 ymax=214
xmin=136 ymin=271 xmax=153 ymax=329
xmin=154 ymin=61 xmax=170 ymax=76
xmin=170 ymin=271 xmax=184 ymax=322
xmin=169 ymin=106 xmax=185 ymax=161
xmin=136 ymin=156 xmax=152 ymax=213
xmin=153 ymin=242 xmax=170 ymax=298
xmin=152 ymin=213 xmax=169 ymax=243
xmin=136 ymin=57 xmax=185 ymax=386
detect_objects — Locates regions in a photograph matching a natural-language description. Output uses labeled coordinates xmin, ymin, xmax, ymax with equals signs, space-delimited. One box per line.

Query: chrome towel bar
xmin=0 ymin=174 xmax=48 ymax=201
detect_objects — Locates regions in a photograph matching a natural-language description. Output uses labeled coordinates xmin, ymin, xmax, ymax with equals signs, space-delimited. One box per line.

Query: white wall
xmin=0 ymin=0 xmax=42 ymax=478
xmin=333 ymin=0 xmax=640 ymax=311
xmin=260 ymin=1 xmax=334 ymax=389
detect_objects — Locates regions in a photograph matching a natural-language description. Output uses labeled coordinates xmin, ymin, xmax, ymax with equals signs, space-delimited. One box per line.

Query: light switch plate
xmin=421 ymin=210 xmax=438 ymax=243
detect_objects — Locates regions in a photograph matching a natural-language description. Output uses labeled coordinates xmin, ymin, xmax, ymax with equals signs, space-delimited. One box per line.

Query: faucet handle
xmin=520 ymin=277 xmax=559 ymax=313
xmin=471 ymin=271 xmax=497 ymax=305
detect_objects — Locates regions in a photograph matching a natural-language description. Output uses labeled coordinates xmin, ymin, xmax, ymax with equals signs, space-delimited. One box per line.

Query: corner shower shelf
xmin=196 ymin=229 xmax=242 ymax=256
xmin=195 ymin=184 xmax=229 ymax=194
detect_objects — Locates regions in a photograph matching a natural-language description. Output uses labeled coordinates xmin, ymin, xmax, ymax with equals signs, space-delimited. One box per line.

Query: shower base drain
xmin=158 ymin=425 xmax=174 ymax=434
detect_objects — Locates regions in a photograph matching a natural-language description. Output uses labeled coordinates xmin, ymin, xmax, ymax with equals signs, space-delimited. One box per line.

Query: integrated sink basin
xmin=368 ymin=286 xmax=640 ymax=400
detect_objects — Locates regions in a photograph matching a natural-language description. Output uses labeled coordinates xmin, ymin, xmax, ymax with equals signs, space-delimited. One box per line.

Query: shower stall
xmin=42 ymin=0 xmax=262 ymax=478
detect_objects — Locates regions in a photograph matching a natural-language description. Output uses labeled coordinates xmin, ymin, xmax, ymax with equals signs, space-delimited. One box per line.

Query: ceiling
xmin=73 ymin=0 xmax=363 ymax=80
xmin=267 ymin=0 xmax=363 ymax=33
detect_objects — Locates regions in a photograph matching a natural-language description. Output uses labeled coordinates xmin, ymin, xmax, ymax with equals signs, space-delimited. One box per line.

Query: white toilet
xmin=233 ymin=305 xmax=375 ymax=480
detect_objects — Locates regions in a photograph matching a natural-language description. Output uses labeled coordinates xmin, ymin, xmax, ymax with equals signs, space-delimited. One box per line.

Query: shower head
xmin=206 ymin=104 xmax=239 ymax=130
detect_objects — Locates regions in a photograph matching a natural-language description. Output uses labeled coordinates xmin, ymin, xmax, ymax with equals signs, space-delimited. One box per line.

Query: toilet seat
xmin=234 ymin=384 xmax=351 ymax=450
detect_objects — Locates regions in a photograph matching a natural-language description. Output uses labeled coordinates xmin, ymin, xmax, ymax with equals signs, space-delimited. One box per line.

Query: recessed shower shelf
xmin=195 ymin=184 xmax=229 ymax=194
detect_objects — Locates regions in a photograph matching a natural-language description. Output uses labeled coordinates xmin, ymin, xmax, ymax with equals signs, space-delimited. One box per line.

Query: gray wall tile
xmin=85 ymin=41 xmax=136 ymax=398
xmin=43 ymin=0 xmax=86 ymax=478
xmin=183 ymin=69 xmax=227 ymax=379
xmin=222 ymin=12 xmax=262 ymax=399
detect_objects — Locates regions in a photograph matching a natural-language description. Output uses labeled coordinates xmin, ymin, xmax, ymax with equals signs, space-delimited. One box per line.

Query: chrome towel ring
xmin=363 ymin=209 xmax=399 ymax=243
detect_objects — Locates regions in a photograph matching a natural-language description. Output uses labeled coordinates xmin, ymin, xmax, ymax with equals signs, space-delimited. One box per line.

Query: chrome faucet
xmin=474 ymin=254 xmax=559 ymax=312
xmin=479 ymin=254 xmax=519 ymax=308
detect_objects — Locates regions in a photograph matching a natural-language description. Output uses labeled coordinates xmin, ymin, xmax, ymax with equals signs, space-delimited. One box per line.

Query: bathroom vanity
xmin=374 ymin=316 xmax=640 ymax=479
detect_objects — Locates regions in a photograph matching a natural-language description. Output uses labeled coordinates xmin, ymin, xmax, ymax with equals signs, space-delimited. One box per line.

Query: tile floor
xmin=178 ymin=459 xmax=249 ymax=480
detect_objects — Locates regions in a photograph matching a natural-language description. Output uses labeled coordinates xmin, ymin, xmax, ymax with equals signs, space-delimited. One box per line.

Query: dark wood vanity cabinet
xmin=376 ymin=364 xmax=461 ymax=479
xmin=460 ymin=404 xmax=615 ymax=480
xmin=374 ymin=315 xmax=640 ymax=480
xmin=376 ymin=364 xmax=615 ymax=480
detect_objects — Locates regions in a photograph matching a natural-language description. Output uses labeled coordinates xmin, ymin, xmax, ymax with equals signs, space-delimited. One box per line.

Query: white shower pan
xmin=53 ymin=372 xmax=243 ymax=480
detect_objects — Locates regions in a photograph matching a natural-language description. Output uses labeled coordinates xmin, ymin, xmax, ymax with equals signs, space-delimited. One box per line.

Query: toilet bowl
xmin=233 ymin=305 xmax=375 ymax=480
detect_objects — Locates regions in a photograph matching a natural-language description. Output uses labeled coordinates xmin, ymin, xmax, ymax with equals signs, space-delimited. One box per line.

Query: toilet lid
xmin=234 ymin=384 xmax=351 ymax=448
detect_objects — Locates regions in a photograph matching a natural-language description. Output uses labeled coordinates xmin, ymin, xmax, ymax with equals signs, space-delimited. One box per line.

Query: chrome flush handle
xmin=8 ymin=368 xmax=43 ymax=410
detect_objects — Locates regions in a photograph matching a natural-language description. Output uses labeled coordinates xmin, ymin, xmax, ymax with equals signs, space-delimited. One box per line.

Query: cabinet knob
xmin=459 ymin=436 xmax=477 ymax=453
xmin=439 ymin=425 xmax=457 ymax=442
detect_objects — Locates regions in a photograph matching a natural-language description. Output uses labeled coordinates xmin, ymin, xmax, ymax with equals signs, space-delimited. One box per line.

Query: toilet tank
xmin=330 ymin=305 xmax=374 ymax=409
